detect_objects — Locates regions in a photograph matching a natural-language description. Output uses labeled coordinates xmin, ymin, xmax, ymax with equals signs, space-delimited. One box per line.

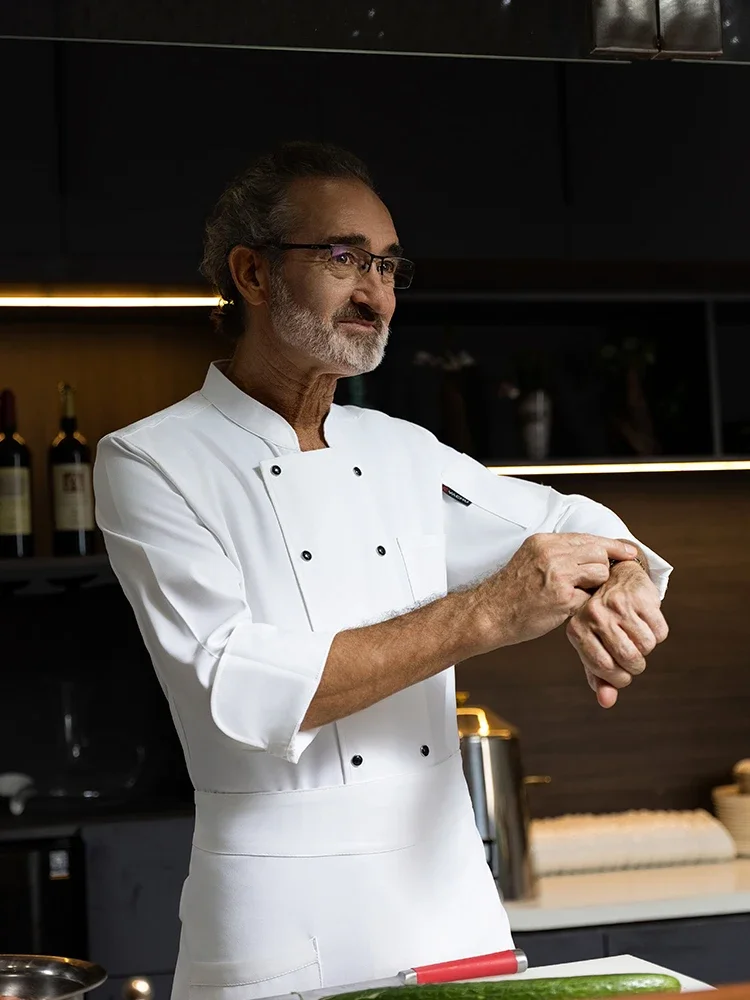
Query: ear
xmin=228 ymin=246 xmax=270 ymax=307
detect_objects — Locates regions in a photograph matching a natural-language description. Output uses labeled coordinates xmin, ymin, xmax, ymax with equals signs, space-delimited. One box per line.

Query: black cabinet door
xmin=514 ymin=928 xmax=607 ymax=968
xmin=0 ymin=39 xmax=61 ymax=282
xmin=82 ymin=816 xmax=193 ymax=977
xmin=60 ymin=42 xmax=565 ymax=285
xmin=606 ymin=914 xmax=750 ymax=986
xmin=565 ymin=61 xmax=750 ymax=262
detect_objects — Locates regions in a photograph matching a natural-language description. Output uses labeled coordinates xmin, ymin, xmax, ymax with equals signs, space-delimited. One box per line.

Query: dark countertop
xmin=0 ymin=795 xmax=194 ymax=841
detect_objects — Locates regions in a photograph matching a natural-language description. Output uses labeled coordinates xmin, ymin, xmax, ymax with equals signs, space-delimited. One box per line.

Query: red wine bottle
xmin=50 ymin=383 xmax=95 ymax=557
xmin=0 ymin=389 xmax=34 ymax=558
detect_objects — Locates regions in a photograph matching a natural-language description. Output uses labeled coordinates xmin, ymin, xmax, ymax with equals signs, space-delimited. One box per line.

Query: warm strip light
xmin=0 ymin=296 xmax=219 ymax=308
xmin=489 ymin=460 xmax=750 ymax=475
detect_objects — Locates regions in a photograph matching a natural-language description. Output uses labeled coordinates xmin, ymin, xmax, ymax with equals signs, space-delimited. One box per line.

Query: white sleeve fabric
xmin=549 ymin=493 xmax=672 ymax=599
xmin=94 ymin=435 xmax=337 ymax=764
xmin=440 ymin=446 xmax=672 ymax=598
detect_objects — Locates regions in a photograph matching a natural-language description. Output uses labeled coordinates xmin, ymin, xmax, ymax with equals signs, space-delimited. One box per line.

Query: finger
xmin=593 ymin=675 xmax=619 ymax=709
xmin=618 ymin=614 xmax=658 ymax=657
xmin=567 ymin=621 xmax=634 ymax=689
xmin=638 ymin=605 xmax=669 ymax=644
xmin=596 ymin=622 xmax=648 ymax=675
xmin=583 ymin=664 xmax=619 ymax=709
xmin=557 ymin=534 xmax=638 ymax=563
xmin=573 ymin=561 xmax=610 ymax=590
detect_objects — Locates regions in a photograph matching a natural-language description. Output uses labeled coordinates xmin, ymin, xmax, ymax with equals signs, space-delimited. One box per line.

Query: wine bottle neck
xmin=59 ymin=384 xmax=77 ymax=432
xmin=0 ymin=389 xmax=17 ymax=435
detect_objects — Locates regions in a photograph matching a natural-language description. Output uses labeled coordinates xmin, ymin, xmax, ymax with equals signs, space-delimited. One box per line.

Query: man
xmin=94 ymin=141 xmax=671 ymax=1000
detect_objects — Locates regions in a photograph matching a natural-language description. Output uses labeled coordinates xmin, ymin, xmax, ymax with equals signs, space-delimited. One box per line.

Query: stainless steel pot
xmin=457 ymin=692 xmax=550 ymax=902
xmin=0 ymin=954 xmax=106 ymax=999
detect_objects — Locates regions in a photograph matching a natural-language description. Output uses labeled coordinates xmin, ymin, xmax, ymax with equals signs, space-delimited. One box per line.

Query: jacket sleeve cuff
xmin=210 ymin=622 xmax=338 ymax=763
xmin=553 ymin=496 xmax=673 ymax=600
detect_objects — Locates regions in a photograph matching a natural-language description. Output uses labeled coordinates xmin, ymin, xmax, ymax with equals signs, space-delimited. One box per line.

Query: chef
xmin=93 ymin=141 xmax=672 ymax=1000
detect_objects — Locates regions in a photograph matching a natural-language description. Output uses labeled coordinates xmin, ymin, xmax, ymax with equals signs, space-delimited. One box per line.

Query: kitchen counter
xmin=504 ymin=859 xmax=750 ymax=931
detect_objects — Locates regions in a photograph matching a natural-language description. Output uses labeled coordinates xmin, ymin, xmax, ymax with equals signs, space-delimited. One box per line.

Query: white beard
xmin=268 ymin=272 xmax=389 ymax=375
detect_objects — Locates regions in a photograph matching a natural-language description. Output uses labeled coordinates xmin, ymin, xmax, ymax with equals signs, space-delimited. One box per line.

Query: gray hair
xmin=200 ymin=141 xmax=376 ymax=339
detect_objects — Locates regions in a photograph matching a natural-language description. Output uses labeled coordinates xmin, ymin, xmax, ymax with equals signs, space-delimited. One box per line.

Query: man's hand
xmin=566 ymin=556 xmax=669 ymax=708
xmin=476 ymin=533 xmax=639 ymax=648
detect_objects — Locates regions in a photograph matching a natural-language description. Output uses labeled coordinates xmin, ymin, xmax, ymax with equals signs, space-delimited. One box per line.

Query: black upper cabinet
xmin=565 ymin=61 xmax=750 ymax=261
xmin=59 ymin=43 xmax=566 ymax=283
xmin=0 ymin=40 xmax=61 ymax=283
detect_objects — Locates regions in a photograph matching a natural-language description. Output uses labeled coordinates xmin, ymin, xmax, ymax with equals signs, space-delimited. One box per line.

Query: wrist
xmin=613 ymin=540 xmax=649 ymax=577
xmin=462 ymin=577 xmax=508 ymax=657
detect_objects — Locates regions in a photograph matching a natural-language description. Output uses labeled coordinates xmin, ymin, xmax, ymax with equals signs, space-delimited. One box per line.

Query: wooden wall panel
xmin=0 ymin=318 xmax=219 ymax=554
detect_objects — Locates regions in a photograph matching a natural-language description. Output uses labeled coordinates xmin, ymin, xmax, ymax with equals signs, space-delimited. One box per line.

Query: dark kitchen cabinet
xmin=82 ymin=816 xmax=193 ymax=978
xmin=0 ymin=39 xmax=62 ymax=283
xmin=564 ymin=61 xmax=750 ymax=262
xmin=361 ymin=298 xmax=714 ymax=464
xmin=605 ymin=913 xmax=750 ymax=986
xmin=513 ymin=928 xmax=606 ymax=967
xmin=714 ymin=304 xmax=750 ymax=455
xmin=90 ymin=972 xmax=173 ymax=1000
xmin=57 ymin=41 xmax=565 ymax=284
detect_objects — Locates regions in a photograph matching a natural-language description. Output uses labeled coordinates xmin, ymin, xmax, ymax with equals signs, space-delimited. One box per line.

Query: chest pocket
xmin=397 ymin=533 xmax=447 ymax=605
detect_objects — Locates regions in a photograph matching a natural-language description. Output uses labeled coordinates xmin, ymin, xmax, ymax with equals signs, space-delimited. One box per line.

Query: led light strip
xmin=0 ymin=296 xmax=220 ymax=308
xmin=489 ymin=460 xmax=750 ymax=475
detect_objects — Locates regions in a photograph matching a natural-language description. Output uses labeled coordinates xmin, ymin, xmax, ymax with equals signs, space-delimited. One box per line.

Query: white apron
xmin=94 ymin=361 xmax=671 ymax=1000
xmin=173 ymin=444 xmax=511 ymax=999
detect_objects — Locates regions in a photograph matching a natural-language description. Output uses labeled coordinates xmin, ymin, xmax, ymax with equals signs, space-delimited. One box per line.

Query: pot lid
xmin=456 ymin=691 xmax=518 ymax=739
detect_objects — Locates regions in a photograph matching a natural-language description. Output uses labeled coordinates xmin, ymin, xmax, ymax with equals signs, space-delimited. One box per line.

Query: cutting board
xmin=473 ymin=954 xmax=713 ymax=992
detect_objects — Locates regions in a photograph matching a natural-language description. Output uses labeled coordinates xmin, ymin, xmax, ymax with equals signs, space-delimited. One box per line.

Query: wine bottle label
xmin=53 ymin=463 xmax=95 ymax=531
xmin=0 ymin=467 xmax=32 ymax=536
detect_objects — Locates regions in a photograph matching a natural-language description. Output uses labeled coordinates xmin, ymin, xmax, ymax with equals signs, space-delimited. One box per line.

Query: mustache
xmin=334 ymin=304 xmax=383 ymax=327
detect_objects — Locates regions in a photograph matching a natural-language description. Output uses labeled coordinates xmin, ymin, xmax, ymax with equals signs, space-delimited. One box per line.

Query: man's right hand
xmin=476 ymin=533 xmax=639 ymax=647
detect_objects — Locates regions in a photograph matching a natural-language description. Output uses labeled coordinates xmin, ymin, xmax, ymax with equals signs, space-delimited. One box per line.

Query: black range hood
xmin=1 ymin=0 xmax=748 ymax=64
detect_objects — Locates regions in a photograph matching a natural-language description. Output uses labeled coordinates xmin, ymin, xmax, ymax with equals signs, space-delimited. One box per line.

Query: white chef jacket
xmin=94 ymin=361 xmax=672 ymax=1000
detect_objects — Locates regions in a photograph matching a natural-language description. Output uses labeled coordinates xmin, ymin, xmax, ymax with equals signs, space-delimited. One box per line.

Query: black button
xmin=376 ymin=545 xmax=386 ymax=556
xmin=271 ymin=465 xmax=282 ymax=476
xmin=351 ymin=754 xmax=363 ymax=767
xmin=301 ymin=550 xmax=313 ymax=561
xmin=420 ymin=745 xmax=430 ymax=757
xmin=353 ymin=467 xmax=362 ymax=476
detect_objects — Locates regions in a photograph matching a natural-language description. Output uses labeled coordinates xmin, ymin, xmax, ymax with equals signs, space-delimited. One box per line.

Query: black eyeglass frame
xmin=250 ymin=242 xmax=416 ymax=289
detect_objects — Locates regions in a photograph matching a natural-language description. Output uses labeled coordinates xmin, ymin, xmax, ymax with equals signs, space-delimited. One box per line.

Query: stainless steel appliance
xmin=0 ymin=954 xmax=106 ymax=999
xmin=457 ymin=692 xmax=549 ymax=902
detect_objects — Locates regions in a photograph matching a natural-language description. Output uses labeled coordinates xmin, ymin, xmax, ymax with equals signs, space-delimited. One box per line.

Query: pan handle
xmin=408 ymin=948 xmax=528 ymax=984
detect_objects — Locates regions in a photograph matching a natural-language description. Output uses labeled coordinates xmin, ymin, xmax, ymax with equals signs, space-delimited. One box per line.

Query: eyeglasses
xmin=254 ymin=243 xmax=415 ymax=290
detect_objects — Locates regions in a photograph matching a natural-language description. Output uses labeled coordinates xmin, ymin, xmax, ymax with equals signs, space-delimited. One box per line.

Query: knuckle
xmin=612 ymin=671 xmax=633 ymax=689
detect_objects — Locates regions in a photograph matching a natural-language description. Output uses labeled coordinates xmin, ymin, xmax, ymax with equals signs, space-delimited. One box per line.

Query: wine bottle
xmin=0 ymin=388 xmax=34 ymax=558
xmin=50 ymin=383 xmax=95 ymax=557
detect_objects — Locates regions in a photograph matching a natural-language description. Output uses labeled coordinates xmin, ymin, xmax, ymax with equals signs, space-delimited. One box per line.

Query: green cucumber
xmin=327 ymin=974 xmax=682 ymax=1000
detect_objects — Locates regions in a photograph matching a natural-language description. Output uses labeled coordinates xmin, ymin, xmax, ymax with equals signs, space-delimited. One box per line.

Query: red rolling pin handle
xmin=409 ymin=948 xmax=528 ymax=984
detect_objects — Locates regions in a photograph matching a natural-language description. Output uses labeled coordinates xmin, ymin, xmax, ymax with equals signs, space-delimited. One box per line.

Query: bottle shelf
xmin=0 ymin=554 xmax=115 ymax=596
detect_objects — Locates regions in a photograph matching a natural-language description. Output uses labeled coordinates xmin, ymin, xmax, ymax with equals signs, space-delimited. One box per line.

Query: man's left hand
xmin=565 ymin=555 xmax=669 ymax=708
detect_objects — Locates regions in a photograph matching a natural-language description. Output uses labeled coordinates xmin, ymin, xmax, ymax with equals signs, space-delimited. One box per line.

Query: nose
xmin=350 ymin=268 xmax=395 ymax=319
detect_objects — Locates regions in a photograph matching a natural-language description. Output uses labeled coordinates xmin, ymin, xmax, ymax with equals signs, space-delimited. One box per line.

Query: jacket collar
xmin=200 ymin=361 xmax=358 ymax=450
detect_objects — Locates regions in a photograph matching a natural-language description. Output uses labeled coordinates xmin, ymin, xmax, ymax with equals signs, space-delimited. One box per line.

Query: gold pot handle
xmin=122 ymin=978 xmax=154 ymax=1000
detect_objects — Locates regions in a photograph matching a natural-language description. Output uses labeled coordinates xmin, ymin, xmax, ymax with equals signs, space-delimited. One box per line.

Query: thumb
xmin=595 ymin=677 xmax=618 ymax=709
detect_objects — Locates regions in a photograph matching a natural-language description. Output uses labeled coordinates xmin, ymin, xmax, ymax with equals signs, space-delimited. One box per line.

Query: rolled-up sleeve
xmin=549 ymin=493 xmax=672 ymax=598
xmin=94 ymin=434 xmax=336 ymax=763
xmin=440 ymin=446 xmax=672 ymax=598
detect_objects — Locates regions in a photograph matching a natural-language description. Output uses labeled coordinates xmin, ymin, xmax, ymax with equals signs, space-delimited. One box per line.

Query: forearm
xmin=301 ymin=587 xmax=491 ymax=730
